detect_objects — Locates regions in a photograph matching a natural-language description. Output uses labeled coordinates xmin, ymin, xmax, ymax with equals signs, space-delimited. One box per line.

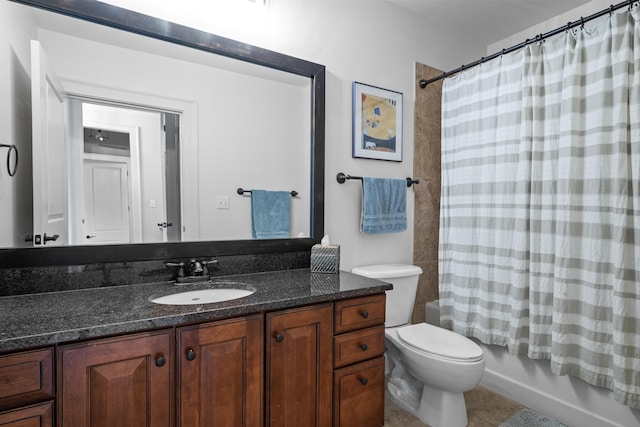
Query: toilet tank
xmin=351 ymin=264 xmax=423 ymax=327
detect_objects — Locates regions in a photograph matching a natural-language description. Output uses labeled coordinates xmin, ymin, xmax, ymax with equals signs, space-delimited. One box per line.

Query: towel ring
xmin=0 ymin=144 xmax=18 ymax=177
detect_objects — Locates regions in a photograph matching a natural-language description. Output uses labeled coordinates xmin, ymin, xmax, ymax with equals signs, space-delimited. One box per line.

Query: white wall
xmin=98 ymin=0 xmax=483 ymax=269
xmin=1 ymin=0 xmax=484 ymax=254
xmin=482 ymin=2 xmax=640 ymax=425
xmin=487 ymin=0 xmax=613 ymax=54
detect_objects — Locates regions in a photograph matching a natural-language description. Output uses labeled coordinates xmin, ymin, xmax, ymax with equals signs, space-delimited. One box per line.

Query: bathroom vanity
xmin=0 ymin=269 xmax=389 ymax=427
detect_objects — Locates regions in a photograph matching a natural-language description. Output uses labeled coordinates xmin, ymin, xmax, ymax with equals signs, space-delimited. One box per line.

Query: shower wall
xmin=411 ymin=63 xmax=443 ymax=323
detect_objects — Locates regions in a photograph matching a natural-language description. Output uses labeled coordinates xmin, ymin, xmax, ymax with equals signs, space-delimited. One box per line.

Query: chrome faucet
xmin=189 ymin=259 xmax=204 ymax=276
xmin=165 ymin=259 xmax=218 ymax=284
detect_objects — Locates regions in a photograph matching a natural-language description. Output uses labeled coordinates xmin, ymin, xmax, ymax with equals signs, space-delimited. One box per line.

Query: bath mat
xmin=499 ymin=409 xmax=568 ymax=427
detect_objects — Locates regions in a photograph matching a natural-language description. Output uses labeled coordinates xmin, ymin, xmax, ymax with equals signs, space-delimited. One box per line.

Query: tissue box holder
xmin=311 ymin=244 xmax=340 ymax=273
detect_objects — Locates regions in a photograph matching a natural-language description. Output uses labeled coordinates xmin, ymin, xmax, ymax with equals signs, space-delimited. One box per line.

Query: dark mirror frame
xmin=1 ymin=0 xmax=325 ymax=268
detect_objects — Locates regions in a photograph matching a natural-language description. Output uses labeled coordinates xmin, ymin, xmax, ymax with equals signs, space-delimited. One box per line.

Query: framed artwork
xmin=352 ymin=82 xmax=403 ymax=162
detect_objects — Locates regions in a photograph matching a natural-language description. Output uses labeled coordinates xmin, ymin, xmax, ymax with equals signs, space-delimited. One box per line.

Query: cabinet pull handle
xmin=274 ymin=332 xmax=284 ymax=343
xmin=186 ymin=348 xmax=196 ymax=361
xmin=361 ymin=310 xmax=369 ymax=319
xmin=155 ymin=355 xmax=166 ymax=367
xmin=360 ymin=343 xmax=368 ymax=351
xmin=359 ymin=377 xmax=368 ymax=386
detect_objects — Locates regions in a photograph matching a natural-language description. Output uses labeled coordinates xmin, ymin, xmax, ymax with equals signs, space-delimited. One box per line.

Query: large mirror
xmin=0 ymin=0 xmax=324 ymax=267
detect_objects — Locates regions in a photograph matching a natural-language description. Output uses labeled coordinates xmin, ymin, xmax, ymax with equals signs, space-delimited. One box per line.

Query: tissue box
xmin=310 ymin=244 xmax=340 ymax=273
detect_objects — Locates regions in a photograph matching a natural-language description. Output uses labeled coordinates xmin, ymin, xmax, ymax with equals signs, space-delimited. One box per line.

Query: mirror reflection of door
xmin=83 ymin=157 xmax=131 ymax=244
xmin=30 ymin=40 xmax=68 ymax=246
xmin=69 ymin=101 xmax=182 ymax=245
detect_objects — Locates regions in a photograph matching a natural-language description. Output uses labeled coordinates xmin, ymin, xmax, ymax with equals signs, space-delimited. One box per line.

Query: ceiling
xmin=386 ymin=0 xmax=593 ymax=48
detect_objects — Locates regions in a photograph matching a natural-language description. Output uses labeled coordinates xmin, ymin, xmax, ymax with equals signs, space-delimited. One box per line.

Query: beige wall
xmin=411 ymin=63 xmax=443 ymax=323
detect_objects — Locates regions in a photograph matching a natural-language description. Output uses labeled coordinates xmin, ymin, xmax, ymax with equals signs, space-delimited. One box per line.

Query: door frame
xmin=82 ymin=119 xmax=143 ymax=243
xmin=64 ymin=84 xmax=197 ymax=241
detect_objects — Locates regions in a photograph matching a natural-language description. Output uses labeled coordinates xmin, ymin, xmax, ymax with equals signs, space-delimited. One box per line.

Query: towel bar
xmin=237 ymin=188 xmax=298 ymax=197
xmin=336 ymin=172 xmax=419 ymax=188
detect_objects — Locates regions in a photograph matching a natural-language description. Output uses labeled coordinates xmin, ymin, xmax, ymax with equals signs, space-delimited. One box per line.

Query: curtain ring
xmin=580 ymin=17 xmax=585 ymax=29
xmin=610 ymin=4 xmax=614 ymax=15
xmin=0 ymin=144 xmax=18 ymax=177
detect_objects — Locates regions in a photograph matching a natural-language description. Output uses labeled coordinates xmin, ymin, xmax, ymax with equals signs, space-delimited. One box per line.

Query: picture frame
xmin=352 ymin=82 xmax=403 ymax=162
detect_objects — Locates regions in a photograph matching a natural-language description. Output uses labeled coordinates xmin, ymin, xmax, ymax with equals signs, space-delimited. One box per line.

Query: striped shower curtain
xmin=439 ymin=7 xmax=640 ymax=408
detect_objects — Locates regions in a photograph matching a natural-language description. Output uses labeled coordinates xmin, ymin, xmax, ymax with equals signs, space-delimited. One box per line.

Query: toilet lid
xmin=397 ymin=323 xmax=483 ymax=362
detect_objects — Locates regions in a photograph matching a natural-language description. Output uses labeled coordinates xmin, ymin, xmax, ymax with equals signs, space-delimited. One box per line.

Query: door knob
xmin=359 ymin=377 xmax=368 ymax=385
xmin=360 ymin=343 xmax=368 ymax=351
xmin=361 ymin=310 xmax=369 ymax=319
xmin=274 ymin=332 xmax=284 ymax=343
xmin=43 ymin=233 xmax=59 ymax=243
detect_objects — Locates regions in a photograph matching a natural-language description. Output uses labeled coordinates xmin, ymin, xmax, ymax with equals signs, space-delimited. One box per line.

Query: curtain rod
xmin=419 ymin=0 xmax=637 ymax=88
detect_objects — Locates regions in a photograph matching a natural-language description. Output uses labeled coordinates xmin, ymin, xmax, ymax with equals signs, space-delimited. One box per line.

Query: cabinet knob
xmin=274 ymin=332 xmax=284 ymax=343
xmin=155 ymin=355 xmax=166 ymax=367
xmin=360 ymin=343 xmax=368 ymax=351
xmin=361 ymin=310 xmax=369 ymax=319
xmin=186 ymin=348 xmax=196 ymax=361
xmin=359 ymin=377 xmax=368 ymax=386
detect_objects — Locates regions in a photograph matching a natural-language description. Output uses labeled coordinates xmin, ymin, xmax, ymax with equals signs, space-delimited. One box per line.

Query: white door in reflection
xmin=31 ymin=40 xmax=68 ymax=246
xmin=79 ymin=103 xmax=174 ymax=244
xmin=83 ymin=158 xmax=131 ymax=244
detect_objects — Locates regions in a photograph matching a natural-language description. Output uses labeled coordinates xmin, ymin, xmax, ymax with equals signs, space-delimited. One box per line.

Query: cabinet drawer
xmin=334 ymin=325 xmax=384 ymax=368
xmin=333 ymin=356 xmax=384 ymax=427
xmin=0 ymin=401 xmax=53 ymax=427
xmin=334 ymin=294 xmax=385 ymax=333
xmin=0 ymin=349 xmax=54 ymax=412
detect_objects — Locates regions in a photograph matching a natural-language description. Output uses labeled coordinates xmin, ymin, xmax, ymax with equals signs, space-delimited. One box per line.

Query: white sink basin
xmin=151 ymin=288 xmax=255 ymax=305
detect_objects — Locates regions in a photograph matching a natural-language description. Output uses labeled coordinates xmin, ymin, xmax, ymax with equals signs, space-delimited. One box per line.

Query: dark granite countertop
xmin=0 ymin=269 xmax=391 ymax=352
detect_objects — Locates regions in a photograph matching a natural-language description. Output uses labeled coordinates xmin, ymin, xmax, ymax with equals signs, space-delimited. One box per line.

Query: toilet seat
xmin=396 ymin=323 xmax=483 ymax=362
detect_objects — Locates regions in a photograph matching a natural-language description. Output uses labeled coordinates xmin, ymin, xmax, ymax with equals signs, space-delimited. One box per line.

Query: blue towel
xmin=361 ymin=177 xmax=407 ymax=234
xmin=251 ymin=190 xmax=291 ymax=239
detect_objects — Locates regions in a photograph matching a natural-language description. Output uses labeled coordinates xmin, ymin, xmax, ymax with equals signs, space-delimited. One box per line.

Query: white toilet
xmin=351 ymin=264 xmax=484 ymax=427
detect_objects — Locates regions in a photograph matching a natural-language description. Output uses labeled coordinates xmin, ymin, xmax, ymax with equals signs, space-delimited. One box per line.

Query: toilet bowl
xmin=351 ymin=264 xmax=485 ymax=427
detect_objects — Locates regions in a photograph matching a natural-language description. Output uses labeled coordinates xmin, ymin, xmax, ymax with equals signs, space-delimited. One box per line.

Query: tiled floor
xmin=383 ymin=386 xmax=524 ymax=427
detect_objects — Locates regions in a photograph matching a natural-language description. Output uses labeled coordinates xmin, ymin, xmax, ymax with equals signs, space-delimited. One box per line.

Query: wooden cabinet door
xmin=58 ymin=330 xmax=173 ymax=427
xmin=177 ymin=314 xmax=263 ymax=427
xmin=333 ymin=357 xmax=384 ymax=427
xmin=0 ymin=402 xmax=53 ymax=427
xmin=266 ymin=303 xmax=333 ymax=427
